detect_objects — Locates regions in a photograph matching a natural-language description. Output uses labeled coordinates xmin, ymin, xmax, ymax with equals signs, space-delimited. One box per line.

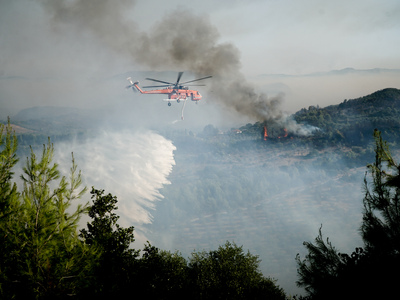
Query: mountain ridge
xmin=257 ymin=68 xmax=400 ymax=78
xmin=3 ymin=87 xmax=400 ymax=146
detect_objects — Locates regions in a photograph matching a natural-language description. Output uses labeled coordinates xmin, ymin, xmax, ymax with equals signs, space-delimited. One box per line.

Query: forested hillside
xmin=147 ymin=88 xmax=400 ymax=294
xmin=293 ymin=88 xmax=400 ymax=145
xmin=2 ymin=87 xmax=400 ymax=297
xmin=6 ymin=88 xmax=400 ymax=149
xmin=0 ymin=122 xmax=287 ymax=299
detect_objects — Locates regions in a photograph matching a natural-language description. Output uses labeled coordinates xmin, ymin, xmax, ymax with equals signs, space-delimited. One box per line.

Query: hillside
xmin=5 ymin=87 xmax=400 ymax=145
xmin=11 ymin=106 xmax=103 ymax=136
xmin=220 ymin=88 xmax=400 ymax=150
xmin=293 ymin=88 xmax=400 ymax=145
xmin=146 ymin=88 xmax=400 ymax=294
xmin=2 ymin=87 xmax=400 ymax=294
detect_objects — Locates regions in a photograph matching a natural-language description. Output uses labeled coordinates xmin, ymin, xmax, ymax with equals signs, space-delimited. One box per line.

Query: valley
xmin=2 ymin=87 xmax=400 ymax=294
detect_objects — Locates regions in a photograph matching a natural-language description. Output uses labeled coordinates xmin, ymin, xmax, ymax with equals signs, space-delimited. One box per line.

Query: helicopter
xmin=126 ymin=72 xmax=212 ymax=120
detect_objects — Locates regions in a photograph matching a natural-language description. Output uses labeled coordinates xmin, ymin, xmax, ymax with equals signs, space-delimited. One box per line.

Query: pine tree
xmin=362 ymin=129 xmax=400 ymax=254
xmin=295 ymin=226 xmax=343 ymax=298
xmin=358 ymin=129 xmax=400 ymax=298
xmin=0 ymin=134 xmax=94 ymax=299
xmin=0 ymin=119 xmax=21 ymax=298
xmin=0 ymin=118 xmax=19 ymax=217
xmin=79 ymin=188 xmax=139 ymax=297
xmin=18 ymin=140 xmax=91 ymax=298
xmin=296 ymin=130 xmax=400 ymax=299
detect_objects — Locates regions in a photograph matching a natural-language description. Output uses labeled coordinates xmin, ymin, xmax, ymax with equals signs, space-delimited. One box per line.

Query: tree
xmin=358 ymin=129 xmax=400 ymax=298
xmin=135 ymin=243 xmax=189 ymax=299
xmin=188 ymin=241 xmax=286 ymax=300
xmin=20 ymin=141 xmax=91 ymax=298
xmin=362 ymin=129 xmax=400 ymax=254
xmin=2 ymin=120 xmax=289 ymax=299
xmin=0 ymin=135 xmax=93 ymax=299
xmin=79 ymin=188 xmax=139 ymax=297
xmin=296 ymin=130 xmax=400 ymax=299
xmin=295 ymin=227 xmax=346 ymax=299
xmin=0 ymin=119 xmax=19 ymax=218
xmin=0 ymin=120 xmax=21 ymax=299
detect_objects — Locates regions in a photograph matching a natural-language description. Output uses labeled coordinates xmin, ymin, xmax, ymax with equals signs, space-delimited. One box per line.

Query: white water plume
xmin=55 ymin=130 xmax=176 ymax=244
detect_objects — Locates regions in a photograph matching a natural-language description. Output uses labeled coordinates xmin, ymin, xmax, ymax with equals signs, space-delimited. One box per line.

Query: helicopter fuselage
xmin=134 ymin=84 xmax=202 ymax=102
xmin=126 ymin=72 xmax=211 ymax=120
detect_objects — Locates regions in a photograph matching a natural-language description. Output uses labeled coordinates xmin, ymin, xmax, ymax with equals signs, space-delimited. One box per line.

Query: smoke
xmin=147 ymin=141 xmax=366 ymax=295
xmin=54 ymin=129 xmax=176 ymax=245
xmin=38 ymin=0 xmax=307 ymax=132
xmin=285 ymin=117 xmax=320 ymax=136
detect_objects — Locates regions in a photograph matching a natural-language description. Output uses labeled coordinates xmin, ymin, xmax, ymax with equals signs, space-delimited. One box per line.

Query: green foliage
xmin=296 ymin=130 xmax=400 ymax=299
xmin=1 ymin=120 xmax=287 ymax=299
xmin=0 ymin=119 xmax=21 ymax=298
xmin=0 ymin=131 xmax=93 ymax=299
xmin=135 ymin=243 xmax=189 ymax=298
xmin=0 ymin=118 xmax=19 ymax=219
xmin=188 ymin=241 xmax=286 ymax=300
xmin=79 ymin=188 xmax=139 ymax=297
xmin=18 ymin=141 xmax=90 ymax=298
xmin=81 ymin=188 xmax=136 ymax=255
xmin=293 ymin=88 xmax=400 ymax=147
xmin=362 ymin=129 xmax=400 ymax=254
xmin=295 ymin=227 xmax=344 ymax=298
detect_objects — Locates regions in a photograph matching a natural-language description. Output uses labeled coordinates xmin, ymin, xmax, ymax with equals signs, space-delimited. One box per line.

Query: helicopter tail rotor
xmin=126 ymin=77 xmax=139 ymax=92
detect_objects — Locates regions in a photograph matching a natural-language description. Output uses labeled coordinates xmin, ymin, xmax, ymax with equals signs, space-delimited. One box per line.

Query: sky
xmin=3 ymin=0 xmax=399 ymax=74
xmin=133 ymin=0 xmax=400 ymax=75
xmin=1 ymin=0 xmax=400 ymax=124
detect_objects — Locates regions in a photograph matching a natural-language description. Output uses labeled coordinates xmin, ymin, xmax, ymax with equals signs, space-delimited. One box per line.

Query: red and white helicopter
xmin=126 ymin=72 xmax=211 ymax=119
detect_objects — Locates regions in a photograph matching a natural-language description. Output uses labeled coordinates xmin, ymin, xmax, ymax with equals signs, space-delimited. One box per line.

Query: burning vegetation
xmin=263 ymin=124 xmax=289 ymax=140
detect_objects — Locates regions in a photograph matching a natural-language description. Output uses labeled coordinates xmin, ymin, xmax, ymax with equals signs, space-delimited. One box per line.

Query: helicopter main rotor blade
xmin=145 ymin=78 xmax=174 ymax=85
xmin=181 ymin=75 xmax=212 ymax=85
xmin=142 ymin=84 xmax=171 ymax=88
xmin=175 ymin=71 xmax=184 ymax=85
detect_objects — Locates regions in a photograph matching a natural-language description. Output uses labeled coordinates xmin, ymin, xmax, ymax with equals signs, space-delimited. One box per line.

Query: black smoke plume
xmin=39 ymin=0 xmax=309 ymax=132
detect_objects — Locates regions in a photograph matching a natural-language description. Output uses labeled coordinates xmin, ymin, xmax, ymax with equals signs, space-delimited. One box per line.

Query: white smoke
xmin=284 ymin=116 xmax=320 ymax=136
xmin=55 ymin=129 xmax=176 ymax=244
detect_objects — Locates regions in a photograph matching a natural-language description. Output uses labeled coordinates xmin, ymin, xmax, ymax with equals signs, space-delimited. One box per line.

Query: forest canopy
xmin=0 ymin=120 xmax=286 ymax=299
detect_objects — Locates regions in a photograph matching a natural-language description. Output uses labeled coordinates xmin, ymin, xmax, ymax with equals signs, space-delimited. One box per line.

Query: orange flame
xmin=283 ymin=128 xmax=288 ymax=138
xmin=263 ymin=126 xmax=268 ymax=140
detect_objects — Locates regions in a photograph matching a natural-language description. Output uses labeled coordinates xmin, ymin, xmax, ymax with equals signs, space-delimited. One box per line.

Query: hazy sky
xmin=1 ymin=0 xmax=400 ymax=123
xmin=2 ymin=0 xmax=399 ymax=75
xmin=133 ymin=0 xmax=400 ymax=75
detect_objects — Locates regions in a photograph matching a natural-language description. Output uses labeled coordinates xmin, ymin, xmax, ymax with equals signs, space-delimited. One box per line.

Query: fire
xmin=262 ymin=126 xmax=288 ymax=140
xmin=277 ymin=128 xmax=288 ymax=139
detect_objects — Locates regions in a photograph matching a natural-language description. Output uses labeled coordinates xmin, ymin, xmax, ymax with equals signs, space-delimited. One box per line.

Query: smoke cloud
xmin=38 ymin=0 xmax=306 ymax=131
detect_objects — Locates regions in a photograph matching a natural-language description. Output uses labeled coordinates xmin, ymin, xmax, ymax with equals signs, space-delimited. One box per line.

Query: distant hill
xmin=5 ymin=87 xmax=400 ymax=149
xmin=9 ymin=106 xmax=104 ymax=136
xmin=258 ymin=68 xmax=400 ymax=78
xmin=13 ymin=106 xmax=81 ymax=121
xmin=229 ymin=88 xmax=400 ymax=148
xmin=293 ymin=88 xmax=400 ymax=145
xmin=328 ymin=88 xmax=400 ymax=111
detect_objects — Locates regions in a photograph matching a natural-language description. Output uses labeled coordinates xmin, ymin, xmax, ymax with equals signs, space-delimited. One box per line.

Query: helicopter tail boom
xmin=126 ymin=77 xmax=143 ymax=93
